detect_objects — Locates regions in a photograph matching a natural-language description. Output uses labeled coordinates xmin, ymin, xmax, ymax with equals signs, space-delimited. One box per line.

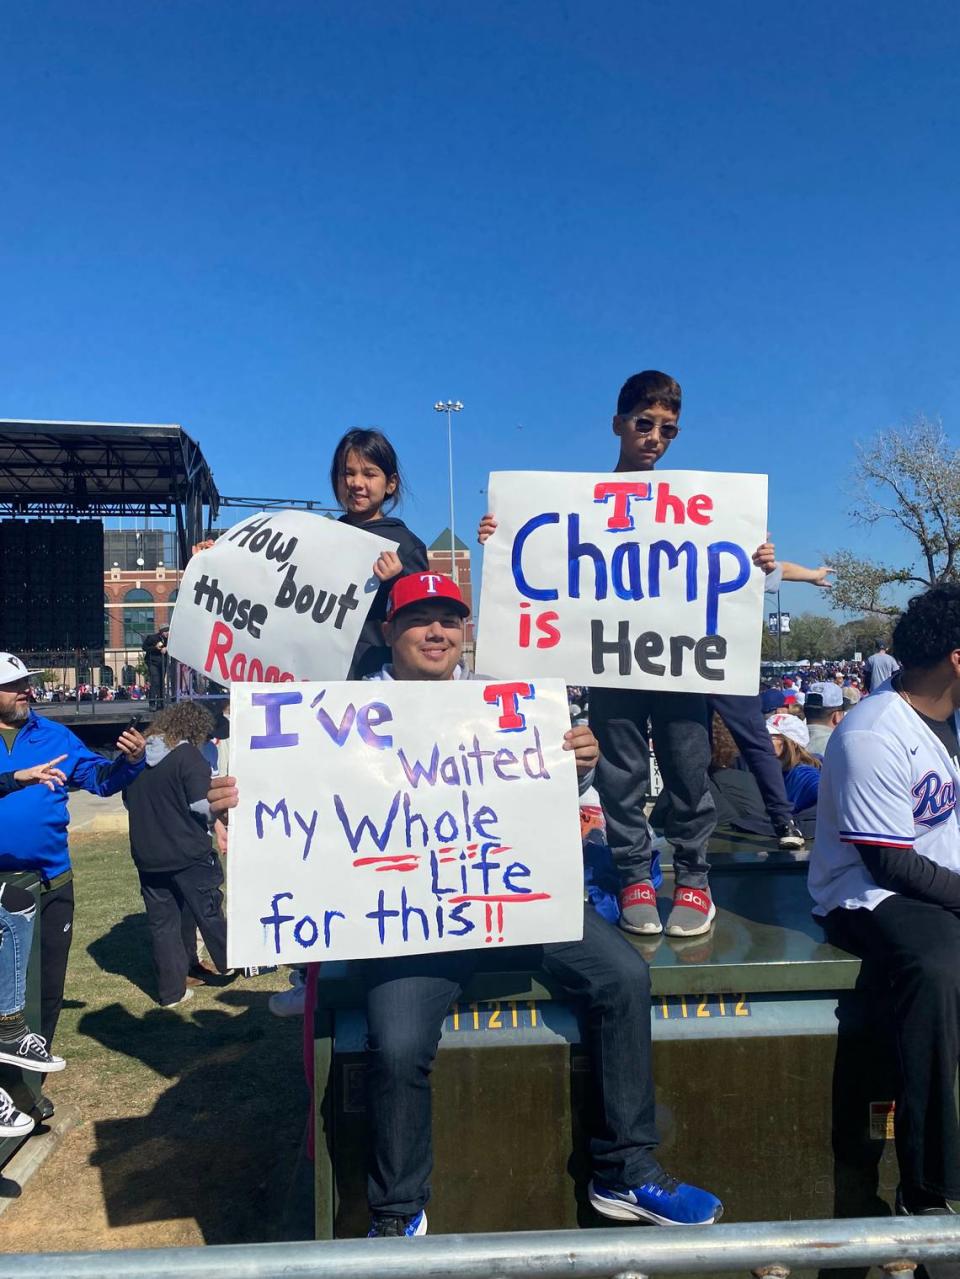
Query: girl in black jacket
xmin=331 ymin=428 xmax=429 ymax=678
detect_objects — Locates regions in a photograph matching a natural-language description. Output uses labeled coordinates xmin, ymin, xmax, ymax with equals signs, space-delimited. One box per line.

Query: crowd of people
xmin=0 ymin=369 xmax=958 ymax=1239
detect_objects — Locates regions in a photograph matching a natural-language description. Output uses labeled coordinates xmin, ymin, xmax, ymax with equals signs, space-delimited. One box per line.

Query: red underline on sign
xmin=353 ymin=856 xmax=422 ymax=867
xmin=447 ymin=893 xmax=551 ymax=904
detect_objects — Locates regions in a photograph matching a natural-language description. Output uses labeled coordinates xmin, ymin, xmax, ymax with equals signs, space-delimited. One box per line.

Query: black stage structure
xmin=0 ymin=421 xmax=221 ymax=738
xmin=0 ymin=419 xmax=221 ymax=564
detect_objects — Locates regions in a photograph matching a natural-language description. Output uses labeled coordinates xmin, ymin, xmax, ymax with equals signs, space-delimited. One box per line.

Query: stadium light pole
xmin=433 ymin=400 xmax=463 ymax=588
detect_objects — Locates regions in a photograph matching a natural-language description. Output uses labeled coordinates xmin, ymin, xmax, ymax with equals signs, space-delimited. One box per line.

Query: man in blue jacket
xmin=0 ymin=653 xmax=146 ymax=1089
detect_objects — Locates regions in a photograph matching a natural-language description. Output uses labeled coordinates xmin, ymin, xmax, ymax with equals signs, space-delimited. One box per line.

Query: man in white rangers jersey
xmin=809 ymin=584 xmax=960 ymax=1218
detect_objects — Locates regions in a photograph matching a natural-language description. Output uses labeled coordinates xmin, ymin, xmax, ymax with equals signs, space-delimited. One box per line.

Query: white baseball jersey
xmin=808 ymin=682 xmax=960 ymax=916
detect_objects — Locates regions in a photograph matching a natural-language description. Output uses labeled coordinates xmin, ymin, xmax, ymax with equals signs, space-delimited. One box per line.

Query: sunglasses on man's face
xmin=618 ymin=415 xmax=680 ymax=439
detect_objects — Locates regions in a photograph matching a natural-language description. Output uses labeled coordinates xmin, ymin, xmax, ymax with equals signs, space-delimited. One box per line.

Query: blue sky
xmin=2 ymin=1 xmax=958 ymax=617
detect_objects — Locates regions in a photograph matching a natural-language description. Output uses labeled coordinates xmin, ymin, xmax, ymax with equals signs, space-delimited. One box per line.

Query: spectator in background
xmin=864 ymin=639 xmax=899 ymax=692
xmin=766 ymin=713 xmax=822 ymax=814
xmin=123 ymin=702 xmax=229 ymax=1009
xmin=805 ymin=684 xmax=846 ymax=755
xmin=0 ymin=755 xmax=69 ymax=1134
xmin=842 ymin=683 xmax=862 ymax=709
xmin=142 ymin=625 xmax=170 ymax=710
xmin=0 ymin=652 xmax=145 ymax=1123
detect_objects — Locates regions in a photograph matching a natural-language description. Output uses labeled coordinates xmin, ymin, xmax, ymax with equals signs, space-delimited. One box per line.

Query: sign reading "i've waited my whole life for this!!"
xmin=226 ymin=678 xmax=585 ymax=968
xmin=475 ymin=470 xmax=769 ymax=695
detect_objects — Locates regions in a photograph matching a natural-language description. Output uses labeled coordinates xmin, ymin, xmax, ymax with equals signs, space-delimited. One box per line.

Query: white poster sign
xmin=226 ymin=678 xmax=585 ymax=966
xmin=476 ymin=470 xmax=768 ymax=695
xmin=167 ymin=511 xmax=392 ymax=684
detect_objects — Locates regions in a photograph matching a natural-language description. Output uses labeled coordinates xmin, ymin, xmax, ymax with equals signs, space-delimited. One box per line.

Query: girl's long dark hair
xmin=330 ymin=428 xmax=404 ymax=512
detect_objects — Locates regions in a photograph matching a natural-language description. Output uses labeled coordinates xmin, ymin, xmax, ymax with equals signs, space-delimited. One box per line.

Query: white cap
xmin=766 ymin=711 xmax=810 ymax=749
xmin=0 ymin=653 xmax=42 ymax=686
xmin=808 ymin=681 xmax=844 ymax=709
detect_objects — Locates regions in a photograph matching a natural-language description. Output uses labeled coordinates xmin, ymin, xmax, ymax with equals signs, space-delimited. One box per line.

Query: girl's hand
xmin=563 ymin=725 xmax=600 ymax=777
xmin=478 ymin=514 xmax=498 ymax=544
xmin=373 ymin=550 xmax=403 ymax=581
xmin=14 ymin=755 xmax=68 ymax=791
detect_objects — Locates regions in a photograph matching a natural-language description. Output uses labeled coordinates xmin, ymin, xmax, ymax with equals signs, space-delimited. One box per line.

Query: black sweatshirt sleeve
xmin=396 ymin=528 xmax=428 ymax=573
xmin=856 ymin=842 xmax=960 ymax=911
xmin=0 ymin=772 xmax=25 ymax=799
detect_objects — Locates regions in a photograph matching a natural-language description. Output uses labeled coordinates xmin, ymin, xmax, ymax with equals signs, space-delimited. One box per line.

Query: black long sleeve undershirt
xmin=0 ymin=772 xmax=26 ymax=800
xmin=856 ymin=842 xmax=960 ymax=911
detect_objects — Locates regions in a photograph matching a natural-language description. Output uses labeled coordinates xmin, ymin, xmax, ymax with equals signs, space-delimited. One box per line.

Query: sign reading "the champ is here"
xmin=476 ymin=469 xmax=768 ymax=695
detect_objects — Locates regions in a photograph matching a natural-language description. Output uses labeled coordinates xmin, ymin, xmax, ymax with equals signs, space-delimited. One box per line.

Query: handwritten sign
xmin=225 ymin=679 xmax=585 ymax=966
xmin=475 ymin=470 xmax=768 ymax=695
xmin=167 ymin=511 xmax=392 ymax=684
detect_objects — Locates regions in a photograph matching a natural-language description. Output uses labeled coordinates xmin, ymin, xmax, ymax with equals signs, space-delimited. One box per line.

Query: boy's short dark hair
xmin=892 ymin=584 xmax=960 ymax=669
xmin=616 ymin=370 xmax=682 ymax=416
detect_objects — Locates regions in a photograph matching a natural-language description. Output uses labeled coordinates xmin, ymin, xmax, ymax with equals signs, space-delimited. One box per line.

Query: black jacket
xmin=339 ymin=514 xmax=429 ymax=678
xmin=123 ymin=741 xmax=213 ymax=874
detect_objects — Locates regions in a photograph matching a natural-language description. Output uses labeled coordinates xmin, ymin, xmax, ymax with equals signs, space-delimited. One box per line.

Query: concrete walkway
xmin=67 ymin=791 xmax=128 ymax=835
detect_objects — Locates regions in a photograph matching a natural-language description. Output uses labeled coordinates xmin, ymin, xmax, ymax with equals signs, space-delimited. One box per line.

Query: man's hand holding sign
xmin=475 ymin=469 xmax=768 ymax=694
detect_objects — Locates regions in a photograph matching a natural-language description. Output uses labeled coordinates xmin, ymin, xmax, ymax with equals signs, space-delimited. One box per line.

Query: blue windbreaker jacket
xmin=0 ymin=712 xmax=145 ymax=878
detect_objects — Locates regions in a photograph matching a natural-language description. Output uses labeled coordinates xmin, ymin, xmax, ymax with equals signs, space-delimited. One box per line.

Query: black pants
xmin=146 ymin=658 xmax=165 ymax=709
xmin=138 ymin=856 xmax=228 ymax=1005
xmin=39 ymin=880 xmax=75 ymax=1048
xmin=589 ymin=687 xmax=715 ymax=889
xmin=825 ymin=896 xmax=960 ymax=1200
xmin=362 ymin=905 xmax=658 ymax=1217
xmin=707 ymin=693 xmax=792 ymax=827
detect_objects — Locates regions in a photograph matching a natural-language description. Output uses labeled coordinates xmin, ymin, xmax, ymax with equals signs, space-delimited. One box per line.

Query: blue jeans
xmin=0 ymin=882 xmax=37 ymax=1016
xmin=362 ymin=904 xmax=659 ymax=1217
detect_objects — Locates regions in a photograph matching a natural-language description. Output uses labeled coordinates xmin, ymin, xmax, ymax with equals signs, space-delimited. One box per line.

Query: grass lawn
xmin=0 ymin=832 xmax=309 ymax=1252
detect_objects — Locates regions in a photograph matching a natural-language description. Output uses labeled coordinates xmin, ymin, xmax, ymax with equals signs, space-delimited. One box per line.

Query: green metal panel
xmin=313 ymin=856 xmax=899 ymax=1241
xmin=0 ymin=870 xmax=43 ymax=1167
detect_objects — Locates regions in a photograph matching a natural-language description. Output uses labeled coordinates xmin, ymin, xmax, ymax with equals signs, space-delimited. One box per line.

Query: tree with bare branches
xmin=829 ymin=417 xmax=960 ymax=616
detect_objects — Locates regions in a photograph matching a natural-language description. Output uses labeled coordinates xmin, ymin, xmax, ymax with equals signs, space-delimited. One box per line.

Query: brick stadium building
xmin=426 ymin=529 xmax=474 ymax=647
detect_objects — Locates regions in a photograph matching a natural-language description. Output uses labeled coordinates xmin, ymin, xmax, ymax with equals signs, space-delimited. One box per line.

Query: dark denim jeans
xmin=589 ymin=687 xmax=715 ymax=889
xmin=362 ymin=904 xmax=659 ymax=1217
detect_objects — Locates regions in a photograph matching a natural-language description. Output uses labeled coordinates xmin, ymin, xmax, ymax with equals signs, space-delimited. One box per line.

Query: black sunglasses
xmin=618 ymin=414 xmax=680 ymax=440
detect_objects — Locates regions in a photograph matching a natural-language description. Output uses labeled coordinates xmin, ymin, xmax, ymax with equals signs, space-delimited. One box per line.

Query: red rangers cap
xmin=385 ymin=573 xmax=471 ymax=621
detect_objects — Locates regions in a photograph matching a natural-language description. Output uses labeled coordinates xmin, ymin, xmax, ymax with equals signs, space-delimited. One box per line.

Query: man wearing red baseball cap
xmin=209 ymin=573 xmax=721 ymax=1237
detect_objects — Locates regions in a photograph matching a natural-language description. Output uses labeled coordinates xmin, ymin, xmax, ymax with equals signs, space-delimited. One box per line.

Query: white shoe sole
xmin=619 ymin=916 xmax=664 ymax=936
xmin=0 ymin=1115 xmax=34 ymax=1137
xmin=778 ymin=836 xmax=805 ymax=849
xmin=588 ymin=1183 xmax=720 ymax=1226
xmin=665 ymin=901 xmax=717 ymax=938
xmin=0 ymin=1049 xmax=66 ymax=1073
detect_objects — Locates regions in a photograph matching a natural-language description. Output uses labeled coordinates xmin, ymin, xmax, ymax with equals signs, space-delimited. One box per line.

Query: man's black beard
xmin=0 ymin=703 xmax=29 ymax=728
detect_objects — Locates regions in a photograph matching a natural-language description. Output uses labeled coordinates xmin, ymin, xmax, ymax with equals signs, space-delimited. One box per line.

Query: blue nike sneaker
xmin=589 ymin=1170 xmax=722 ymax=1226
xmin=367 ymin=1210 xmax=428 ymax=1237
